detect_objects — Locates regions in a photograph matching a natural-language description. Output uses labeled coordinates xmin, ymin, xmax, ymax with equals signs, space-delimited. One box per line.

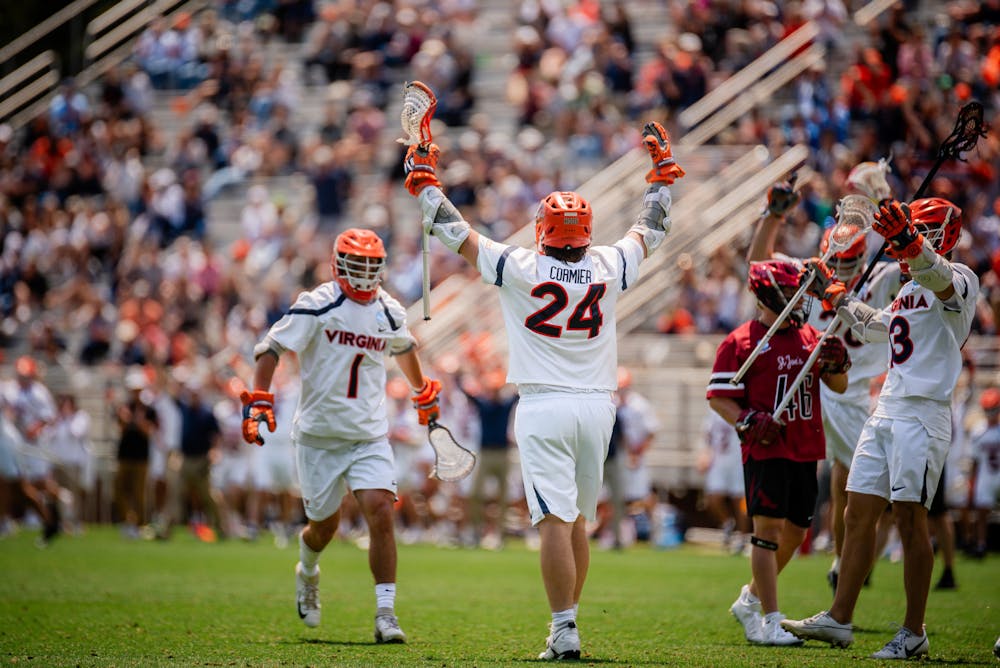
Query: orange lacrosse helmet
xmin=909 ymin=197 xmax=962 ymax=256
xmin=332 ymin=228 xmax=386 ymax=304
xmin=820 ymin=223 xmax=867 ymax=284
xmin=535 ymin=191 xmax=592 ymax=253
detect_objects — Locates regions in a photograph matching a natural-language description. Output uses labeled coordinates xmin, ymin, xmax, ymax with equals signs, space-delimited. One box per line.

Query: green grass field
xmin=1 ymin=527 xmax=998 ymax=667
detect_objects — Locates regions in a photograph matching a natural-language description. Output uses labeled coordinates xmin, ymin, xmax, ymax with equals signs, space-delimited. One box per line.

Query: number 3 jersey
xmin=707 ymin=321 xmax=826 ymax=463
xmin=260 ymin=283 xmax=415 ymax=444
xmin=476 ymin=236 xmax=645 ymax=391
xmin=875 ymin=263 xmax=979 ymax=406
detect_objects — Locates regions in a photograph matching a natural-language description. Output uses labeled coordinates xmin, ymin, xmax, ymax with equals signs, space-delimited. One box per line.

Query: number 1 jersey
xmin=476 ymin=236 xmax=645 ymax=391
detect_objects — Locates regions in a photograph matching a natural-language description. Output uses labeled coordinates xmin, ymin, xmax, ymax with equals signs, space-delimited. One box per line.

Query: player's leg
xmin=828 ymin=491 xmax=886 ymax=622
xmin=893 ymin=500 xmax=933 ymax=633
xmin=539 ymin=515 xmax=578 ymax=611
xmin=829 ymin=460 xmax=849 ymax=583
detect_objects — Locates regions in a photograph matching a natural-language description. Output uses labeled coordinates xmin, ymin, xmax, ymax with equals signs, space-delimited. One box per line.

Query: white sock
xmin=830 ymin=556 xmax=840 ymax=573
xmin=375 ymin=583 xmax=396 ymax=611
xmin=552 ymin=608 xmax=575 ymax=628
xmin=764 ymin=611 xmax=783 ymax=624
xmin=573 ymin=603 xmax=579 ymax=617
xmin=299 ymin=531 xmax=320 ymax=575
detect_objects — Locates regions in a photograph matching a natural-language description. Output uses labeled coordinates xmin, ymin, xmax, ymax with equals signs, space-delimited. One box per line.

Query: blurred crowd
xmin=1 ymin=1 xmax=1000 ymax=541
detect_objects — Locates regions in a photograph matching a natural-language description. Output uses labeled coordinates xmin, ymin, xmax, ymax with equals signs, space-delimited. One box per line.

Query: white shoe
xmin=295 ymin=563 xmax=321 ymax=628
xmin=374 ymin=608 xmax=406 ymax=643
xmin=538 ymin=621 xmax=581 ymax=660
xmin=760 ymin=614 xmax=803 ymax=646
xmin=870 ymin=626 xmax=928 ymax=660
xmin=781 ymin=610 xmax=853 ymax=648
xmin=730 ymin=585 xmax=763 ymax=643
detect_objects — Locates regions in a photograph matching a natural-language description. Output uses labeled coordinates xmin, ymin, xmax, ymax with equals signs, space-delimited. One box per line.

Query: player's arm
xmin=746 ymin=177 xmax=800 ymax=263
xmin=404 ymin=143 xmax=481 ymax=266
xmin=628 ymin=122 xmax=684 ymax=257
xmin=394 ymin=346 xmax=442 ymax=426
xmin=708 ymin=396 xmax=743 ymax=427
xmin=816 ymin=335 xmax=849 ymax=394
xmin=241 ymin=336 xmax=284 ymax=445
xmin=802 ymin=258 xmax=890 ymax=344
xmin=873 ymin=200 xmax=960 ymax=302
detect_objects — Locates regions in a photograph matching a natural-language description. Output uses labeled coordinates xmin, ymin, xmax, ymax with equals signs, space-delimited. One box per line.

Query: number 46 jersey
xmin=476 ymin=236 xmax=645 ymax=391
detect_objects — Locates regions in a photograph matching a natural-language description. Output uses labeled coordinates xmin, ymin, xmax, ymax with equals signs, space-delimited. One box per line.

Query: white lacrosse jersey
xmin=261 ymin=283 xmax=415 ymax=445
xmin=875 ymin=263 xmax=979 ymax=405
xmin=811 ymin=261 xmax=903 ymax=408
xmin=476 ymin=236 xmax=645 ymax=390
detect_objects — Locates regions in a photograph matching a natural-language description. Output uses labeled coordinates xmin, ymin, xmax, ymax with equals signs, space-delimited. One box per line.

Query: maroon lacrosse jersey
xmin=706 ymin=320 xmax=826 ymax=464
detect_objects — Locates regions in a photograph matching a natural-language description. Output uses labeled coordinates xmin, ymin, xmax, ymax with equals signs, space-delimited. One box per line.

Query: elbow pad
xmin=418 ymin=186 xmax=471 ymax=253
xmin=835 ymin=296 xmax=889 ymax=344
xmin=905 ymin=242 xmax=954 ymax=293
xmin=629 ymin=185 xmax=672 ymax=253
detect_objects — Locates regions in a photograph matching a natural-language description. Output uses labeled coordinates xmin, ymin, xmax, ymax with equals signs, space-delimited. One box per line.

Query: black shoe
xmin=934 ymin=568 xmax=957 ymax=590
xmin=827 ymin=569 xmax=838 ymax=593
xmin=42 ymin=501 xmax=61 ymax=543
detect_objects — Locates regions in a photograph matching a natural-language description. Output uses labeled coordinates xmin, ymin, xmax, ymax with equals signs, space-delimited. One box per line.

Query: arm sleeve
xmin=706 ymin=335 xmax=746 ymax=400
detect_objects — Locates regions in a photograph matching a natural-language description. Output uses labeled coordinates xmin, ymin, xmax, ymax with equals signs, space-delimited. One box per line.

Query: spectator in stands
xmin=113 ymin=367 xmax=158 ymax=538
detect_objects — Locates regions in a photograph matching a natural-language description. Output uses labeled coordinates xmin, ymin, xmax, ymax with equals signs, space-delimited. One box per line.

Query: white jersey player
xmin=784 ymin=197 xmax=980 ymax=659
xmin=970 ymin=388 xmax=1000 ymax=557
xmin=404 ymin=120 xmax=682 ymax=660
xmin=241 ymin=228 xmax=442 ymax=644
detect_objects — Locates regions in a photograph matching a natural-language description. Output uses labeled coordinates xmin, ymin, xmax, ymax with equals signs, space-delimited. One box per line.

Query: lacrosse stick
xmin=847 ymin=100 xmax=987 ymax=301
xmin=400 ymin=81 xmax=438 ymax=321
xmin=731 ymin=194 xmax=875 ymax=385
xmin=427 ymin=418 xmax=476 ymax=482
xmin=772 ymin=101 xmax=988 ymax=420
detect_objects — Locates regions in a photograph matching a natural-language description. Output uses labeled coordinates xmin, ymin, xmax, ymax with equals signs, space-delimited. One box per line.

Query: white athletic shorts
xmin=704 ymin=453 xmax=744 ymax=497
xmin=822 ymin=398 xmax=869 ymax=469
xmin=973 ymin=468 xmax=999 ymax=509
xmin=514 ymin=391 xmax=615 ymax=525
xmin=295 ymin=434 xmax=397 ymax=522
xmin=847 ymin=412 xmax=950 ymax=509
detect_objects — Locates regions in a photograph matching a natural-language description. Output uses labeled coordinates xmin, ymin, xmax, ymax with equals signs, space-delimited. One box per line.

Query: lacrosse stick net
xmin=428 ymin=420 xmax=476 ymax=483
xmin=399 ymin=81 xmax=437 ymax=147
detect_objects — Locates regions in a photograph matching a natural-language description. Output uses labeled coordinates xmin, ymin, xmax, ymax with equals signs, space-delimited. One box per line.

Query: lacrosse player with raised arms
xmin=403 ymin=121 xmax=682 ymax=660
xmin=747 ymin=162 xmax=903 ymax=593
xmin=707 ymin=258 xmax=850 ymax=647
xmin=240 ymin=228 xmax=442 ymax=644
xmin=782 ymin=197 xmax=980 ymax=659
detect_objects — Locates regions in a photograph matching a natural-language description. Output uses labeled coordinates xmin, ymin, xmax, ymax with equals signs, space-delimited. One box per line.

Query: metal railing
xmin=0 ymin=51 xmax=60 ymax=124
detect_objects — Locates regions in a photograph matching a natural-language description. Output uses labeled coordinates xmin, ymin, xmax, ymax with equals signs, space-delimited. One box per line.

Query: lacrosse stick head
xmin=822 ymin=195 xmax=876 ymax=283
xmin=399 ymin=81 xmax=437 ymax=147
xmin=428 ymin=420 xmax=476 ymax=483
xmin=845 ymin=157 xmax=892 ymax=203
xmin=939 ymin=100 xmax=987 ymax=161
xmin=749 ymin=260 xmax=804 ymax=325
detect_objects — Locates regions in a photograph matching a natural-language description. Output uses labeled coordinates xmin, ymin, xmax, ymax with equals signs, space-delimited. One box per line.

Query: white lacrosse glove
xmin=418 ymin=186 xmax=471 ymax=253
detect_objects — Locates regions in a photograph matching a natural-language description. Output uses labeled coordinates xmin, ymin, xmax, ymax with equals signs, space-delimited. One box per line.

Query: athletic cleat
xmin=374 ymin=608 xmax=406 ymax=643
xmin=781 ymin=611 xmax=853 ymax=648
xmin=538 ymin=621 xmax=581 ymax=660
xmin=760 ymin=614 xmax=803 ymax=646
xmin=295 ymin=563 xmax=321 ymax=628
xmin=730 ymin=585 xmax=764 ymax=644
xmin=870 ymin=626 xmax=928 ymax=660
xmin=993 ymin=634 xmax=1000 ymax=659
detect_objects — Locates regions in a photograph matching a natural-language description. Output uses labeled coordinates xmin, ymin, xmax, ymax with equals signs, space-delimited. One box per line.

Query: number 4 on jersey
xmin=525 ymin=283 xmax=606 ymax=339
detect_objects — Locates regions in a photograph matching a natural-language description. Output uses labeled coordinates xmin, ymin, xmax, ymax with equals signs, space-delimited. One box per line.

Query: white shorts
xmin=973 ymin=468 xmax=999 ymax=509
xmin=296 ymin=435 xmax=397 ymax=522
xmin=514 ymin=391 xmax=615 ymax=525
xmin=822 ymin=399 xmax=869 ymax=469
xmin=847 ymin=414 xmax=950 ymax=509
xmin=704 ymin=453 xmax=744 ymax=497
xmin=255 ymin=442 xmax=298 ymax=493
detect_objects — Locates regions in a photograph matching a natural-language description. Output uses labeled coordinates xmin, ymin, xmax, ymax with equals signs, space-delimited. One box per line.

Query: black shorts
xmin=743 ymin=457 xmax=818 ymax=528
xmin=928 ymin=463 xmax=947 ymax=517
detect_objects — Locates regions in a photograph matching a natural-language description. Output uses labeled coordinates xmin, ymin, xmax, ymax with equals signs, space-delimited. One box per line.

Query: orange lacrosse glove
xmin=800 ymin=257 xmax=846 ymax=311
xmin=240 ymin=390 xmax=275 ymax=446
xmin=411 ymin=376 xmax=442 ymax=426
xmin=404 ymin=143 xmax=442 ymax=196
xmin=642 ymin=121 xmax=685 ymax=185
xmin=874 ymin=200 xmax=923 ymax=259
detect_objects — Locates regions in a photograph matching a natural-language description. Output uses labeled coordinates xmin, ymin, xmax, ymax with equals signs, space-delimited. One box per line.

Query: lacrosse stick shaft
xmin=772 ymin=319 xmax=841 ymax=420
xmin=730 ymin=245 xmax=838 ymax=385
xmin=422 ymin=228 xmax=431 ymax=320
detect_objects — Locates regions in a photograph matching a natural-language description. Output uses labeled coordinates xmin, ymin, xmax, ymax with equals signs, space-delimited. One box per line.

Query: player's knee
xmin=750 ymin=535 xmax=779 ymax=551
